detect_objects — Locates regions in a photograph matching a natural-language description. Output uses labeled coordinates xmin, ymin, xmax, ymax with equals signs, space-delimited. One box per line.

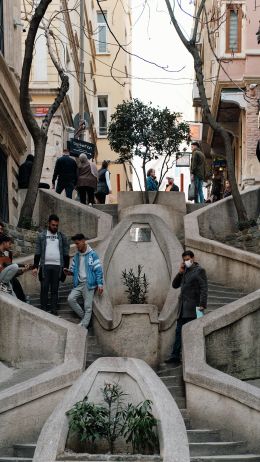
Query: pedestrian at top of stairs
xmin=76 ymin=153 xmax=97 ymax=205
xmin=65 ymin=233 xmax=103 ymax=329
xmin=96 ymin=160 xmax=112 ymax=204
xmin=32 ymin=214 xmax=70 ymax=315
xmin=146 ymin=168 xmax=159 ymax=191
xmin=52 ymin=149 xmax=78 ymax=199
xmin=165 ymin=250 xmax=208 ymax=365
xmin=190 ymin=141 xmax=206 ymax=204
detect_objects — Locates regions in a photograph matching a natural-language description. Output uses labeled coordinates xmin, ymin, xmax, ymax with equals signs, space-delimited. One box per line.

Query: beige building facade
xmin=193 ymin=0 xmax=260 ymax=192
xmin=23 ymin=0 xmax=132 ymax=199
xmin=0 ymin=0 xmax=27 ymax=224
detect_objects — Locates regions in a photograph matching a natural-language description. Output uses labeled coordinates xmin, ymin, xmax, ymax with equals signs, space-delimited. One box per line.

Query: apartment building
xmin=193 ymin=0 xmax=260 ymax=189
xmin=23 ymin=0 xmax=132 ymax=198
xmin=0 ymin=1 xmax=27 ymax=224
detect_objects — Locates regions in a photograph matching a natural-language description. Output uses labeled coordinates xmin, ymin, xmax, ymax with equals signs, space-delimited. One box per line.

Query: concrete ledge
xmin=33 ymin=357 xmax=190 ymax=462
xmin=118 ymin=192 xmax=186 ymax=215
xmin=0 ymin=293 xmax=87 ymax=451
xmin=182 ymin=290 xmax=260 ymax=451
xmin=184 ymin=186 xmax=260 ymax=291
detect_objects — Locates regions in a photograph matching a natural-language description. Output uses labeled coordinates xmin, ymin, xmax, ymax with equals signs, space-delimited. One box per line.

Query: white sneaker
xmin=0 ymin=282 xmax=11 ymax=294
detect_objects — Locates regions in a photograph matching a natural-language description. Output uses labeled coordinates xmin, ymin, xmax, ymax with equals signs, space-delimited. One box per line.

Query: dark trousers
xmin=95 ymin=192 xmax=106 ymax=204
xmin=171 ymin=317 xmax=194 ymax=360
xmin=56 ymin=181 xmax=74 ymax=199
xmin=12 ymin=277 xmax=26 ymax=302
xmin=40 ymin=265 xmax=61 ymax=313
xmin=78 ymin=186 xmax=95 ymax=204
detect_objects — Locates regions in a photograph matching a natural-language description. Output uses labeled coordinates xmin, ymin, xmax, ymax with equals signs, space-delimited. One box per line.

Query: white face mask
xmin=184 ymin=260 xmax=193 ymax=268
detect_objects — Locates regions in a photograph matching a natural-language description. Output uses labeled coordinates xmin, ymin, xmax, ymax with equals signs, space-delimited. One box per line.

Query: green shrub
xmin=66 ymin=382 xmax=159 ymax=454
xmin=121 ymin=265 xmax=149 ymax=304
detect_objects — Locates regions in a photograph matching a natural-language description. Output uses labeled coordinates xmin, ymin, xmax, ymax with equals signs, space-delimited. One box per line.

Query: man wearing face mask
xmin=165 ymin=250 xmax=208 ymax=365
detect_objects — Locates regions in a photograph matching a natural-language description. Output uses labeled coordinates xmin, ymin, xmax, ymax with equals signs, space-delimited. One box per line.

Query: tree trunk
xmin=164 ymin=0 xmax=250 ymax=228
xmin=142 ymin=161 xmax=149 ymax=204
xmin=18 ymin=136 xmax=47 ymax=228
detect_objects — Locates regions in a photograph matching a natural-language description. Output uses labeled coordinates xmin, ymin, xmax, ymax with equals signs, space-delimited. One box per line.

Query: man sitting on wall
xmin=65 ymin=234 xmax=103 ymax=329
xmin=0 ymin=235 xmax=30 ymax=295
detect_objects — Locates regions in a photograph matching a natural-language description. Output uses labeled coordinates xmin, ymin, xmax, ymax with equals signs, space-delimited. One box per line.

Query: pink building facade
xmin=193 ymin=0 xmax=260 ymax=189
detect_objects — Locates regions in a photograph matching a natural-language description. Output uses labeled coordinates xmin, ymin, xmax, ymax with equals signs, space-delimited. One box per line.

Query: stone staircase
xmin=2 ymin=364 xmax=260 ymax=461
xmin=27 ymin=280 xmax=247 ymax=324
xmin=157 ymin=364 xmax=260 ymax=462
xmin=0 ymin=281 xmax=252 ymax=461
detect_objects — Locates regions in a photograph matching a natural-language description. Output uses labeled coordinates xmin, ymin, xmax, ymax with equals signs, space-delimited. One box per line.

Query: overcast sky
xmin=131 ymin=0 xmax=194 ymax=121
xmin=131 ymin=0 xmax=195 ymax=190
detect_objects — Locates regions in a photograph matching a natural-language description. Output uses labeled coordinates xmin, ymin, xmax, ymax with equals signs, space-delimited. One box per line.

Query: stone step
xmin=187 ymin=429 xmax=220 ymax=443
xmin=157 ymin=365 xmax=183 ymax=376
xmin=207 ymin=283 xmax=244 ymax=293
xmin=160 ymin=375 xmax=184 ymax=386
xmin=189 ymin=442 xmax=247 ymax=457
xmin=208 ymin=289 xmax=246 ymax=298
xmin=167 ymin=385 xmax=185 ymax=398
xmin=174 ymin=396 xmax=186 ymax=409
xmin=13 ymin=444 xmax=35 ymax=458
xmin=0 ymin=459 xmax=32 ymax=462
xmin=190 ymin=456 xmax=260 ymax=462
xmin=208 ymin=296 xmax=241 ymax=304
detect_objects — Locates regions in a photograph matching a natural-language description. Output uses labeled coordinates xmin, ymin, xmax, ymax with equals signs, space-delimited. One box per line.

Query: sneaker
xmin=0 ymin=282 xmax=12 ymax=294
xmin=79 ymin=321 xmax=88 ymax=332
xmin=164 ymin=357 xmax=182 ymax=365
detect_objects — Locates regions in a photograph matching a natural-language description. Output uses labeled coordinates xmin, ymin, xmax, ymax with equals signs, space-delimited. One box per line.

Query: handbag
xmin=188 ymin=181 xmax=196 ymax=201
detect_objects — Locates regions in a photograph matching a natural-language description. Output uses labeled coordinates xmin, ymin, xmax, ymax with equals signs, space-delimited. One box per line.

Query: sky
xmin=132 ymin=0 xmax=194 ymax=120
xmin=130 ymin=0 xmax=195 ymax=191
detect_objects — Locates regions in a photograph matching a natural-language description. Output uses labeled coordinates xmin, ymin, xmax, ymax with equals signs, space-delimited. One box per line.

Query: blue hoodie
xmin=70 ymin=246 xmax=103 ymax=289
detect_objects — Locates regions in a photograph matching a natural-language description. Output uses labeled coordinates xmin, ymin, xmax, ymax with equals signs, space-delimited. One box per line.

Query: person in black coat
xmin=52 ymin=149 xmax=78 ymax=199
xmin=18 ymin=154 xmax=34 ymax=188
xmin=165 ymin=250 xmax=208 ymax=365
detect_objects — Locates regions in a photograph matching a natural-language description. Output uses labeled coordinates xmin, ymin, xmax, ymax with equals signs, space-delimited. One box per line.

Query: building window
xmin=98 ymin=95 xmax=108 ymax=136
xmin=0 ymin=0 xmax=4 ymax=55
xmin=226 ymin=5 xmax=242 ymax=53
xmin=97 ymin=11 xmax=108 ymax=54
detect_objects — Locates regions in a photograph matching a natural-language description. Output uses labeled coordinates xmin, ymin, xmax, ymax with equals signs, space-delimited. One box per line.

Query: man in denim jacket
xmin=65 ymin=233 xmax=103 ymax=328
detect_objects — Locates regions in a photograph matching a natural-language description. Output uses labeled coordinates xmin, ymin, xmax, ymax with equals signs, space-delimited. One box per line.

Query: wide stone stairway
xmin=2 ymin=363 xmax=260 ymax=462
xmin=0 ymin=278 xmax=257 ymax=461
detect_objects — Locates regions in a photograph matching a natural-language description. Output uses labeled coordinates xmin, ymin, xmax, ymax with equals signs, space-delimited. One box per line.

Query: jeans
xmin=171 ymin=317 xmax=195 ymax=360
xmin=194 ymin=175 xmax=204 ymax=203
xmin=56 ymin=181 xmax=74 ymax=199
xmin=68 ymin=282 xmax=95 ymax=327
xmin=40 ymin=265 xmax=61 ymax=313
xmin=0 ymin=264 xmax=19 ymax=295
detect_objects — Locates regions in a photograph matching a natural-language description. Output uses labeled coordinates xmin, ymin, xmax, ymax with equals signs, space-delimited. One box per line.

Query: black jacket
xmin=52 ymin=155 xmax=78 ymax=185
xmin=18 ymin=160 xmax=33 ymax=188
xmin=172 ymin=262 xmax=208 ymax=319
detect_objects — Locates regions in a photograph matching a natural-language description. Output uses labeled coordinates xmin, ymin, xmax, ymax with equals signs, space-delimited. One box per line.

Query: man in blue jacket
xmin=65 ymin=234 xmax=103 ymax=329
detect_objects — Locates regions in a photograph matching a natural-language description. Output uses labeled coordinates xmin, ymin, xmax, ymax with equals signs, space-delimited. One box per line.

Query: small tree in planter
xmin=121 ymin=265 xmax=149 ymax=304
xmin=66 ymin=382 xmax=159 ymax=455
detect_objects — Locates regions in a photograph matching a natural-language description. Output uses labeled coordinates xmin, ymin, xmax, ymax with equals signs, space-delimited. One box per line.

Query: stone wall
xmin=206 ymin=308 xmax=260 ymax=381
xmin=2 ymin=223 xmax=39 ymax=257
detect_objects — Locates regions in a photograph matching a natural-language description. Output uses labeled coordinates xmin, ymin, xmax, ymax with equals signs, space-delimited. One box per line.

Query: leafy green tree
xmin=108 ymin=98 xmax=189 ymax=203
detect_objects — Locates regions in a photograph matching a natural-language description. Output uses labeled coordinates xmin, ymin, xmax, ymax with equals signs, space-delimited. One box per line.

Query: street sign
xmin=67 ymin=138 xmax=95 ymax=159
xmin=176 ymin=152 xmax=191 ymax=167
xmin=189 ymin=122 xmax=203 ymax=141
